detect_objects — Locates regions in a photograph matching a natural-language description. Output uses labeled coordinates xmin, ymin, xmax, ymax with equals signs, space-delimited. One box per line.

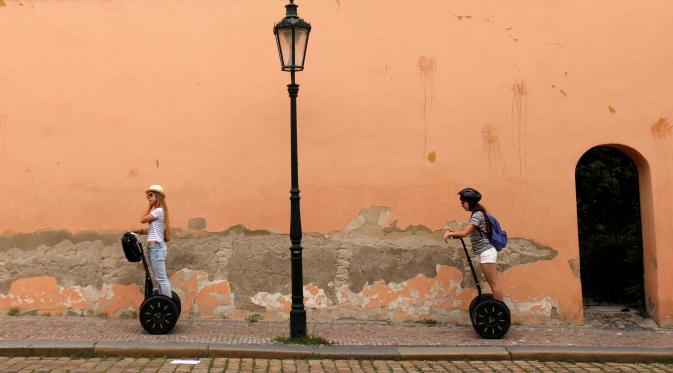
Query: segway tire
xmin=468 ymin=294 xmax=493 ymax=316
xmin=152 ymin=290 xmax=182 ymax=318
xmin=472 ymin=299 xmax=511 ymax=339
xmin=171 ymin=291 xmax=181 ymax=317
xmin=139 ymin=295 xmax=178 ymax=334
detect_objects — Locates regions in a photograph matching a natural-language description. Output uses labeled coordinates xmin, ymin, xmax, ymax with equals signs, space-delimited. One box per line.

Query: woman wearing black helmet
xmin=443 ymin=188 xmax=503 ymax=301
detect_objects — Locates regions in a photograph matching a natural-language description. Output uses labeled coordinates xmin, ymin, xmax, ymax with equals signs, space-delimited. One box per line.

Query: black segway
xmin=455 ymin=237 xmax=510 ymax=339
xmin=121 ymin=232 xmax=181 ymax=334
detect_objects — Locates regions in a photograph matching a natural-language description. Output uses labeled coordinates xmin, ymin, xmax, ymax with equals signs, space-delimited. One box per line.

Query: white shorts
xmin=479 ymin=248 xmax=498 ymax=264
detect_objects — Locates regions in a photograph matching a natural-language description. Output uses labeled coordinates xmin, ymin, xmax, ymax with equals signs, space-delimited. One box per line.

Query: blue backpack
xmin=476 ymin=213 xmax=508 ymax=251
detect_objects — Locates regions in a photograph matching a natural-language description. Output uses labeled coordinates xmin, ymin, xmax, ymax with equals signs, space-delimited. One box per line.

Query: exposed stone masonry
xmin=0 ymin=207 xmax=558 ymax=323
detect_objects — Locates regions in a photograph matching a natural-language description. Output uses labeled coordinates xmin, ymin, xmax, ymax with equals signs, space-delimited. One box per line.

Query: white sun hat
xmin=145 ymin=184 xmax=165 ymax=196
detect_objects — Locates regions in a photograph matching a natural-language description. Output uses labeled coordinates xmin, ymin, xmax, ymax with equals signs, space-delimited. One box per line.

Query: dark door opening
xmin=575 ymin=147 xmax=645 ymax=311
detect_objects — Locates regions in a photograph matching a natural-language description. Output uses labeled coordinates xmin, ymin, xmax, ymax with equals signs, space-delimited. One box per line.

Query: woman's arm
xmin=132 ymin=227 xmax=147 ymax=235
xmin=140 ymin=203 xmax=157 ymax=223
xmin=443 ymin=224 xmax=476 ymax=241
xmin=140 ymin=213 xmax=156 ymax=224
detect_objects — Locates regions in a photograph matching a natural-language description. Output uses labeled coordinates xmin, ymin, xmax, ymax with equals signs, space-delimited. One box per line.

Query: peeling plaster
xmin=568 ymin=258 xmax=580 ymax=278
xmin=506 ymin=296 xmax=560 ymax=323
xmin=252 ymin=283 xmax=333 ymax=313
xmin=0 ymin=207 xmax=561 ymax=323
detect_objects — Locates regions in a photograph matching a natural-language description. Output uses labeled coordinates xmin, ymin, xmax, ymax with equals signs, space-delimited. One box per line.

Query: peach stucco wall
xmin=0 ymin=1 xmax=672 ymax=325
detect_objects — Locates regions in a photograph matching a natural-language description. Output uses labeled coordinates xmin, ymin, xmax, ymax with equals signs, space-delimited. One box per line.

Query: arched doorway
xmin=575 ymin=146 xmax=645 ymax=313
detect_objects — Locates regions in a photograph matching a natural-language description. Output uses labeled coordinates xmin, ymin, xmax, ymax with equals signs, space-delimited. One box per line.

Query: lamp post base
xmin=290 ymin=309 xmax=307 ymax=338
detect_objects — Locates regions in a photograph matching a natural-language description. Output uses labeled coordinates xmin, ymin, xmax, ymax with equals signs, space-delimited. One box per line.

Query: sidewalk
xmin=1 ymin=316 xmax=672 ymax=362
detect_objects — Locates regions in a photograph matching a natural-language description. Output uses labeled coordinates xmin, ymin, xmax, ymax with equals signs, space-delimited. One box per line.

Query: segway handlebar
xmin=451 ymin=236 xmax=482 ymax=298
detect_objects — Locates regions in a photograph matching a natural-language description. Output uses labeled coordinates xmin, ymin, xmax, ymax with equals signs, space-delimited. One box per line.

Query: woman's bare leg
xmin=480 ymin=263 xmax=503 ymax=301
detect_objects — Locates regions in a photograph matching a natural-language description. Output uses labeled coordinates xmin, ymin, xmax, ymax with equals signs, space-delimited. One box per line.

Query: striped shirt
xmin=468 ymin=211 xmax=495 ymax=255
xmin=147 ymin=207 xmax=165 ymax=242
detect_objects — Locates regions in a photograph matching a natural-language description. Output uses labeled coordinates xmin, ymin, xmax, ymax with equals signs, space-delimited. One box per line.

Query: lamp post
xmin=274 ymin=0 xmax=311 ymax=339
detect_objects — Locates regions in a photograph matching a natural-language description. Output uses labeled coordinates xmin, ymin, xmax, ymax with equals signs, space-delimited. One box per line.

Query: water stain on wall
xmin=651 ymin=118 xmax=671 ymax=140
xmin=426 ymin=150 xmax=436 ymax=163
xmin=481 ymin=125 xmax=503 ymax=176
xmin=512 ymin=80 xmax=527 ymax=183
xmin=608 ymin=105 xmax=617 ymax=114
xmin=418 ymin=56 xmax=437 ymax=157
xmin=651 ymin=117 xmax=673 ymax=230
xmin=651 ymin=118 xmax=673 ymax=188
xmin=127 ymin=168 xmax=138 ymax=177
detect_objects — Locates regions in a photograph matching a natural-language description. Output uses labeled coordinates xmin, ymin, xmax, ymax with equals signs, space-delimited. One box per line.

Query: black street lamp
xmin=274 ymin=0 xmax=311 ymax=339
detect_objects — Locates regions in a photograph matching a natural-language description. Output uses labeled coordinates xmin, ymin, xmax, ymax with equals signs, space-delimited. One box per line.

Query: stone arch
xmin=574 ymin=144 xmax=656 ymax=319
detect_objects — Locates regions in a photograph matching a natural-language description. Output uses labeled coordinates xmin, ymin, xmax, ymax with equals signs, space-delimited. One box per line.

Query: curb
xmin=397 ymin=346 xmax=509 ymax=361
xmin=94 ymin=341 xmax=209 ymax=358
xmin=507 ymin=346 xmax=673 ymax=363
xmin=0 ymin=341 xmax=672 ymax=363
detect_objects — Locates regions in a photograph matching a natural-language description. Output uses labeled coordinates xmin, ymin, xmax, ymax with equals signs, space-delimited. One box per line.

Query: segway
xmin=455 ymin=237 xmax=510 ymax=339
xmin=121 ymin=232 xmax=181 ymax=334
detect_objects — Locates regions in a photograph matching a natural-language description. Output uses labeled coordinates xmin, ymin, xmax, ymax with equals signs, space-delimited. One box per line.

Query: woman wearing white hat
xmin=134 ymin=184 xmax=172 ymax=297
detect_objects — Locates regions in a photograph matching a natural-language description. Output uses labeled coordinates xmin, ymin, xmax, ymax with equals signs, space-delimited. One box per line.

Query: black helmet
xmin=458 ymin=187 xmax=482 ymax=203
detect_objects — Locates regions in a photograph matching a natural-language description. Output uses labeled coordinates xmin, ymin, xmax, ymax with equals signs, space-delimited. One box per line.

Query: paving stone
xmin=1 ymin=315 xmax=673 ymax=365
xmin=0 ymin=316 xmax=672 ymax=349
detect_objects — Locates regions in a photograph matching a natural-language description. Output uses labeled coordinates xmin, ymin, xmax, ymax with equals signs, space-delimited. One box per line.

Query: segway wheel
xmin=139 ymin=295 xmax=178 ymax=334
xmin=171 ymin=291 xmax=182 ymax=317
xmin=152 ymin=290 xmax=182 ymax=318
xmin=468 ymin=294 xmax=493 ymax=316
xmin=472 ymin=299 xmax=511 ymax=339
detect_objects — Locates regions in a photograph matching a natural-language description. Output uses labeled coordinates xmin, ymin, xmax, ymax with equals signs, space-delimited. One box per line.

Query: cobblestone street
xmin=1 ymin=357 xmax=672 ymax=373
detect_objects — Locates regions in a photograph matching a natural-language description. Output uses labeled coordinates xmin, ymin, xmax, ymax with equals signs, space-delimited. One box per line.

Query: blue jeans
xmin=148 ymin=242 xmax=172 ymax=297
